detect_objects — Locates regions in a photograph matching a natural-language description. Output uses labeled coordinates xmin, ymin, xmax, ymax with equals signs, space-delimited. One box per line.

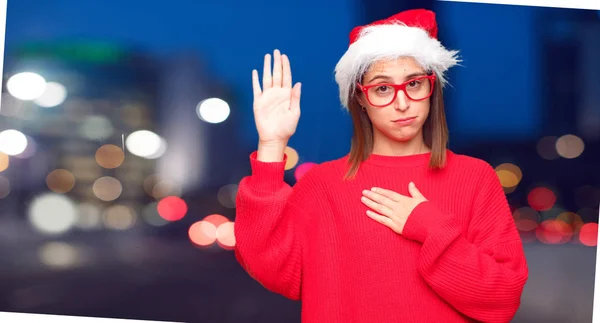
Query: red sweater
xmin=234 ymin=150 xmax=528 ymax=323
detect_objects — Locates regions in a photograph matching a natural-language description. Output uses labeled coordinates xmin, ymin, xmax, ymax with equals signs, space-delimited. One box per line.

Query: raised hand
xmin=252 ymin=49 xmax=302 ymax=148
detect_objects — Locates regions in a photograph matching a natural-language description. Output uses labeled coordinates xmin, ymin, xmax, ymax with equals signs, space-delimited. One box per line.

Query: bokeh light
xmin=13 ymin=135 xmax=37 ymax=159
xmin=151 ymin=180 xmax=182 ymax=200
xmin=203 ymin=214 xmax=229 ymax=227
xmin=513 ymin=207 xmax=540 ymax=232
xmin=157 ymin=196 xmax=187 ymax=221
xmin=6 ymin=72 xmax=46 ymax=100
xmin=142 ymin=202 xmax=169 ymax=227
xmin=495 ymin=163 xmax=522 ymax=194
xmin=556 ymin=135 xmax=585 ymax=159
xmin=284 ymin=146 xmax=299 ymax=170
xmin=217 ymin=184 xmax=238 ymax=208
xmin=95 ymin=144 xmax=125 ymax=169
xmin=527 ymin=187 xmax=557 ymax=211
xmin=189 ymin=221 xmax=218 ymax=247
xmin=216 ymin=221 xmax=236 ymax=249
xmin=93 ymin=176 xmax=123 ymax=201
xmin=33 ymin=82 xmax=68 ymax=108
xmin=0 ymin=152 xmax=9 ymax=172
xmin=103 ymin=205 xmax=137 ymax=230
xmin=46 ymin=169 xmax=76 ymax=193
xmin=0 ymin=129 xmax=28 ymax=156
xmin=125 ymin=130 xmax=166 ymax=159
xmin=557 ymin=211 xmax=584 ymax=233
xmin=536 ymin=136 xmax=559 ymax=160
xmin=38 ymin=242 xmax=80 ymax=269
xmin=536 ymin=219 xmax=573 ymax=244
xmin=75 ymin=203 xmax=103 ymax=230
xmin=27 ymin=193 xmax=77 ymax=235
xmin=197 ymin=98 xmax=230 ymax=124
xmin=294 ymin=162 xmax=317 ymax=181
xmin=579 ymin=223 xmax=598 ymax=247
xmin=555 ymin=134 xmax=584 ymax=159
xmin=79 ymin=115 xmax=114 ymax=141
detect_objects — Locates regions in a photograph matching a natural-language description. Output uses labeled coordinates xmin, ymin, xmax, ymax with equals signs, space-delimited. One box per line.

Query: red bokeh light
xmin=535 ymin=219 xmax=573 ymax=244
xmin=579 ymin=223 xmax=598 ymax=247
xmin=527 ymin=187 xmax=556 ymax=211
xmin=294 ymin=162 xmax=317 ymax=181
xmin=203 ymin=214 xmax=229 ymax=227
xmin=157 ymin=196 xmax=188 ymax=221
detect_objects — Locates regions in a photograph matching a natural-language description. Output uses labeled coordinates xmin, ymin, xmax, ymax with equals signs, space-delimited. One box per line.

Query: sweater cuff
xmin=402 ymin=201 xmax=448 ymax=243
xmin=248 ymin=151 xmax=287 ymax=192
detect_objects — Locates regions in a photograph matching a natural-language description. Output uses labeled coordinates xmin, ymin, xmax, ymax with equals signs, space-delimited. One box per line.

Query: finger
xmin=272 ymin=49 xmax=282 ymax=88
xmin=361 ymin=196 xmax=392 ymax=217
xmin=366 ymin=210 xmax=396 ymax=229
xmin=371 ymin=187 xmax=404 ymax=202
xmin=363 ymin=189 xmax=395 ymax=209
xmin=252 ymin=69 xmax=262 ymax=99
xmin=408 ymin=182 xmax=426 ymax=200
xmin=282 ymin=54 xmax=292 ymax=88
xmin=262 ymin=53 xmax=272 ymax=90
xmin=290 ymin=82 xmax=302 ymax=112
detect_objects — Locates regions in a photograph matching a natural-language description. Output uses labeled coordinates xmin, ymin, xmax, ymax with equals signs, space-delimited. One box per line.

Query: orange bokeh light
xmin=189 ymin=221 xmax=217 ymax=247
xmin=216 ymin=222 xmax=236 ymax=250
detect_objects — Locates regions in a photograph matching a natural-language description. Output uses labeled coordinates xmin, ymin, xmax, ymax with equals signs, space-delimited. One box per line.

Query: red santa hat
xmin=334 ymin=9 xmax=460 ymax=109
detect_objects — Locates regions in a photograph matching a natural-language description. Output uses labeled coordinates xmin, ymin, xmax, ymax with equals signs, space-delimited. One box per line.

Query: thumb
xmin=290 ymin=82 xmax=301 ymax=112
xmin=408 ymin=182 xmax=425 ymax=199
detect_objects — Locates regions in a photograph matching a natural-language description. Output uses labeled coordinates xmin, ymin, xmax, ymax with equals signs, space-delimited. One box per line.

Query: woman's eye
xmin=376 ymin=86 xmax=390 ymax=93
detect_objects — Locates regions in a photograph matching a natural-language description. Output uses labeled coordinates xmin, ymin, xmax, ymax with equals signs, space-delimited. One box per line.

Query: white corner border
xmin=437 ymin=0 xmax=600 ymax=10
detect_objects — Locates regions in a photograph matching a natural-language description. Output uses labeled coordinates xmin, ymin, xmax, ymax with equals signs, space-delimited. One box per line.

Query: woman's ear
xmin=356 ymin=95 xmax=366 ymax=108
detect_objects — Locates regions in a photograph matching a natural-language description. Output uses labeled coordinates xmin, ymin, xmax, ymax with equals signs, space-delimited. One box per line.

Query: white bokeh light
xmin=0 ymin=129 xmax=28 ymax=156
xmin=6 ymin=72 xmax=47 ymax=100
xmin=125 ymin=130 xmax=165 ymax=159
xmin=79 ymin=115 xmax=115 ymax=141
xmin=34 ymin=82 xmax=68 ymax=108
xmin=197 ymin=98 xmax=230 ymax=124
xmin=27 ymin=193 xmax=78 ymax=235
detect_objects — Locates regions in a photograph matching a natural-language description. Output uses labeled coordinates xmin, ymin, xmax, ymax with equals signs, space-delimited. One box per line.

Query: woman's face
xmin=358 ymin=57 xmax=432 ymax=144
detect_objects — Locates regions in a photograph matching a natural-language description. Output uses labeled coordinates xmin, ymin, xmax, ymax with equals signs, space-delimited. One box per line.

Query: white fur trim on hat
xmin=334 ymin=23 xmax=460 ymax=110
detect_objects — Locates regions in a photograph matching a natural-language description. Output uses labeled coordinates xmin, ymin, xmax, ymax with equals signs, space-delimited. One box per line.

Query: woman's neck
xmin=371 ymin=129 xmax=430 ymax=157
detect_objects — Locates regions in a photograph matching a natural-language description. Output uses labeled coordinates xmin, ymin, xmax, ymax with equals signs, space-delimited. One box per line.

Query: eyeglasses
xmin=356 ymin=74 xmax=436 ymax=107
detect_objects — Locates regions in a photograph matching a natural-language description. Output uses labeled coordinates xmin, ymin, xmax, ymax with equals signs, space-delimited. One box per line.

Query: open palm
xmin=252 ymin=49 xmax=302 ymax=144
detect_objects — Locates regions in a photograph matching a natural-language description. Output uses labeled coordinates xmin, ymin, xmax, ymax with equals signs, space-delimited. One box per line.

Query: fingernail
xmin=409 ymin=182 xmax=414 ymax=187
xmin=371 ymin=187 xmax=377 ymax=192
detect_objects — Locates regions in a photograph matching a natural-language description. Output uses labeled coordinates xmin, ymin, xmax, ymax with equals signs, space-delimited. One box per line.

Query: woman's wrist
xmin=257 ymin=140 xmax=288 ymax=162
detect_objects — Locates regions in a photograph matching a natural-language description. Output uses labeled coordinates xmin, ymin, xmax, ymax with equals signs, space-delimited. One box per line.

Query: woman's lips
xmin=392 ymin=116 xmax=417 ymax=125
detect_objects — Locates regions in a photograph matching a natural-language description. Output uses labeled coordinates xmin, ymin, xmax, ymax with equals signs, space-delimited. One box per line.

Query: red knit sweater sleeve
xmin=234 ymin=151 xmax=315 ymax=301
xmin=401 ymin=162 xmax=529 ymax=323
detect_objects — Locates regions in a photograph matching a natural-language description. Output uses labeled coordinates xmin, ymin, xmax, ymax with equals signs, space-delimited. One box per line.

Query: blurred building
xmin=0 ymin=40 xmax=161 ymax=236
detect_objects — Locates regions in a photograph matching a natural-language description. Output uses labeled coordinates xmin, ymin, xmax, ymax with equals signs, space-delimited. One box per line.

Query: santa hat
xmin=334 ymin=9 xmax=460 ymax=109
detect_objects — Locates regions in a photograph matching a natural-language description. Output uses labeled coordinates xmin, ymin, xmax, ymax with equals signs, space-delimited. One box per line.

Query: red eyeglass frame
xmin=356 ymin=74 xmax=437 ymax=107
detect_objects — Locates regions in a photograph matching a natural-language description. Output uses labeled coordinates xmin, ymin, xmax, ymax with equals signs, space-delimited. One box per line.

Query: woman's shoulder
xmin=293 ymin=155 xmax=349 ymax=186
xmin=447 ymin=150 xmax=497 ymax=177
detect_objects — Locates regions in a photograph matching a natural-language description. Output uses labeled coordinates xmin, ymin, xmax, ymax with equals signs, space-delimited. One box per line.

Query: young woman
xmin=234 ymin=9 xmax=528 ymax=323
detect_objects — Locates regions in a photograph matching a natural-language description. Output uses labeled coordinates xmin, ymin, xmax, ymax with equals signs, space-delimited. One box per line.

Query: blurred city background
xmin=0 ymin=1 xmax=598 ymax=322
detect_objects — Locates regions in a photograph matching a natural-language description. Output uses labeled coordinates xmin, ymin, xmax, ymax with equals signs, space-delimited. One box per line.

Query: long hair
xmin=344 ymin=77 xmax=448 ymax=180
